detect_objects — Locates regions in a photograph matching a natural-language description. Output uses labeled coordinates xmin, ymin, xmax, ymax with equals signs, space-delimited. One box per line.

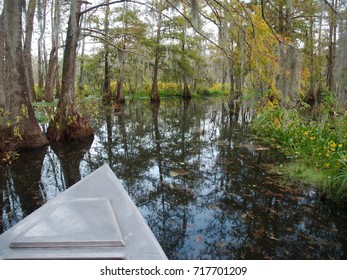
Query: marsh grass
xmin=326 ymin=152 xmax=347 ymax=200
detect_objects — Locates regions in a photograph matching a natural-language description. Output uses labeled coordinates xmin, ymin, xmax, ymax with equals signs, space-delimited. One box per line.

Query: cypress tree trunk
xmin=116 ymin=48 xmax=126 ymax=103
xmin=183 ymin=79 xmax=191 ymax=99
xmin=151 ymin=8 xmax=163 ymax=103
xmin=326 ymin=0 xmax=337 ymax=92
xmin=102 ymin=0 xmax=111 ymax=103
xmin=45 ymin=0 xmax=60 ymax=102
xmin=276 ymin=0 xmax=301 ymax=108
xmin=36 ymin=0 xmax=46 ymax=93
xmin=335 ymin=17 xmax=347 ymax=109
xmin=182 ymin=15 xmax=191 ymax=100
xmin=45 ymin=46 xmax=58 ymax=102
xmin=47 ymin=0 xmax=93 ymax=141
xmin=151 ymin=47 xmax=160 ymax=102
xmin=277 ymin=44 xmax=301 ymax=108
xmin=0 ymin=0 xmax=48 ymax=152
xmin=23 ymin=0 xmax=37 ymax=101
xmin=0 ymin=11 xmax=4 ymax=107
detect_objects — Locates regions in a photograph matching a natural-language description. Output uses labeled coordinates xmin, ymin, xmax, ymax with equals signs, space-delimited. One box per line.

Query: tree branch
xmin=260 ymin=0 xmax=298 ymax=49
xmin=82 ymin=32 xmax=149 ymax=59
xmin=165 ymin=0 xmax=235 ymax=62
xmin=323 ymin=0 xmax=339 ymax=15
xmin=80 ymin=0 xmax=126 ymax=15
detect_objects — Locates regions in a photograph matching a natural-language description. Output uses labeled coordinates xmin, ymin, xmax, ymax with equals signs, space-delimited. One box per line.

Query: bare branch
xmin=80 ymin=0 xmax=126 ymax=15
xmin=323 ymin=0 xmax=339 ymax=15
xmin=82 ymin=27 xmax=145 ymax=42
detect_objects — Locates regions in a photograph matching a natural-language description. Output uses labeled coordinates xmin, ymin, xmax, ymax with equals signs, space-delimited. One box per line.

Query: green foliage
xmin=157 ymin=81 xmax=181 ymax=96
xmin=252 ymin=104 xmax=347 ymax=201
xmin=197 ymin=83 xmax=228 ymax=96
xmin=320 ymin=90 xmax=336 ymax=110
xmin=79 ymin=53 xmax=104 ymax=96
xmin=34 ymin=83 xmax=45 ymax=101
xmin=32 ymin=100 xmax=58 ymax=124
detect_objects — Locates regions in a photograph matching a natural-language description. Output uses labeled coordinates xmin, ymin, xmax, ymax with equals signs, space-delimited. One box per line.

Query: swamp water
xmin=1 ymin=98 xmax=347 ymax=259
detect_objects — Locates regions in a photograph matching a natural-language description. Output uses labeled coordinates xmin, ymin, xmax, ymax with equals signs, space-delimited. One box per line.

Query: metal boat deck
xmin=0 ymin=164 xmax=167 ymax=260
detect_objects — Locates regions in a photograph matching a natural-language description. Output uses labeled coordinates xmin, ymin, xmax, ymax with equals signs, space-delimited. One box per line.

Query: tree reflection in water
xmin=1 ymin=148 xmax=47 ymax=232
xmin=1 ymin=98 xmax=347 ymax=259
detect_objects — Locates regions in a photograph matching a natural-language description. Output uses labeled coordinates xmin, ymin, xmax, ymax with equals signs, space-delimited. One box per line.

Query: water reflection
xmin=1 ymin=148 xmax=47 ymax=231
xmin=50 ymin=139 xmax=93 ymax=186
xmin=1 ymin=98 xmax=347 ymax=260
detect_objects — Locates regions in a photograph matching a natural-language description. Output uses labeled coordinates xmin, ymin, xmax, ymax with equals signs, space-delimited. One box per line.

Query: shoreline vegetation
xmin=251 ymin=101 xmax=347 ymax=203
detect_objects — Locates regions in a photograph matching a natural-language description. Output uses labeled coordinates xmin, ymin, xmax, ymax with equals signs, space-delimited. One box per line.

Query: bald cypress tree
xmin=47 ymin=0 xmax=93 ymax=141
xmin=0 ymin=0 xmax=48 ymax=153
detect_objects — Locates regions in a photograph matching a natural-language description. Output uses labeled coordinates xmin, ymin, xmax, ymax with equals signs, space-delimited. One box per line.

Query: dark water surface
xmin=1 ymin=98 xmax=347 ymax=259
